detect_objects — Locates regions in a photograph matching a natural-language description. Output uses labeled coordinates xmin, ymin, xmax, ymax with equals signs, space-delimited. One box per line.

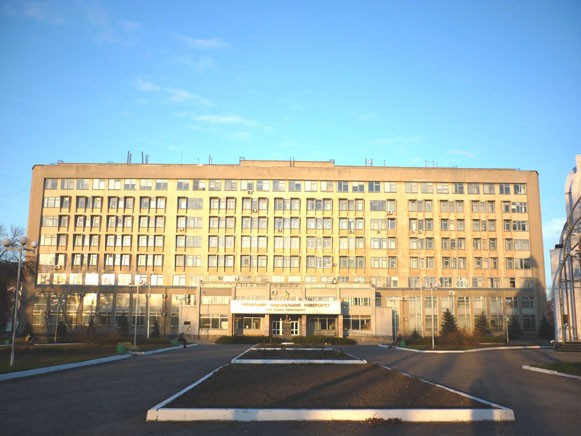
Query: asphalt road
xmin=1 ymin=344 xmax=580 ymax=436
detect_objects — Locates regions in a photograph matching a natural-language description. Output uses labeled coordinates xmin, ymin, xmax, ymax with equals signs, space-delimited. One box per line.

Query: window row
xmin=44 ymin=178 xmax=527 ymax=196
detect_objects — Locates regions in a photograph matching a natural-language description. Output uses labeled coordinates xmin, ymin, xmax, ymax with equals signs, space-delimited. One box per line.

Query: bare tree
xmin=0 ymin=223 xmax=27 ymax=334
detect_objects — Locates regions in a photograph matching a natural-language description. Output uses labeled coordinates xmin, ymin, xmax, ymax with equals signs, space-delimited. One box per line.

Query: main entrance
xmin=271 ymin=315 xmax=300 ymax=336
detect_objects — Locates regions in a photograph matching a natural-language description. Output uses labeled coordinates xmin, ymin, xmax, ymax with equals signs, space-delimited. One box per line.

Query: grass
xmin=0 ymin=344 xmax=120 ymax=373
xmin=534 ymin=361 xmax=581 ymax=377
xmin=0 ymin=338 xmax=175 ymax=374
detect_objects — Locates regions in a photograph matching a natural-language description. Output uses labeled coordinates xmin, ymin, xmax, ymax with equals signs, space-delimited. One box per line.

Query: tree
xmin=474 ymin=312 xmax=492 ymax=337
xmin=117 ymin=313 xmax=129 ymax=337
xmin=441 ymin=309 xmax=459 ymax=336
xmin=537 ymin=315 xmax=554 ymax=340
xmin=0 ymin=224 xmax=28 ymax=335
xmin=508 ymin=316 xmax=522 ymax=340
xmin=150 ymin=319 xmax=161 ymax=338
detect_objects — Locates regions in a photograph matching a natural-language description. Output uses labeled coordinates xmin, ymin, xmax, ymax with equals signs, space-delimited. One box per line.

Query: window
xmin=513 ymin=184 xmax=527 ymax=194
xmin=76 ymin=179 xmax=90 ymax=190
xmin=337 ymin=181 xmax=349 ymax=192
xmin=45 ymin=179 xmax=58 ymax=190
xmin=177 ymin=179 xmax=190 ymax=190
xmin=272 ymin=180 xmax=286 ymax=192
xmin=384 ymin=182 xmax=397 ymax=193
xmin=343 ymin=315 xmax=371 ymax=330
xmin=352 ymin=182 xmax=365 ymax=192
xmin=483 ymin=183 xmax=496 ymax=194
xmin=124 ymin=179 xmax=136 ymax=190
xmin=467 ymin=183 xmax=480 ymax=194
xmin=156 ymin=179 xmax=168 ymax=190
xmin=60 ymin=179 xmax=74 ymax=190
xmin=404 ymin=182 xmax=418 ymax=193
xmin=192 ymin=180 xmax=206 ymax=191
xmin=208 ymin=180 xmax=222 ymax=191
xmin=499 ymin=183 xmax=511 ymax=194
xmin=140 ymin=179 xmax=153 ymax=190
xmin=368 ymin=181 xmax=381 ymax=192
xmin=453 ymin=183 xmax=464 ymax=194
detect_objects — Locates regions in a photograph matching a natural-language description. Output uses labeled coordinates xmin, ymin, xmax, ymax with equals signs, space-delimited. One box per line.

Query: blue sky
xmin=1 ymin=0 xmax=579 ymax=288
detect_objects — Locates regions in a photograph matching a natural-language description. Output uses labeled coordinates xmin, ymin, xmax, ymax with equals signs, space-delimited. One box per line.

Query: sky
xmin=1 ymin=0 xmax=580 ymax=289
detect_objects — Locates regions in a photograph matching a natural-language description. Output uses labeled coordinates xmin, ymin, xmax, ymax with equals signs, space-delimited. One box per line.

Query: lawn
xmin=0 ymin=340 xmax=175 ymax=374
xmin=0 ymin=344 xmax=120 ymax=373
xmin=534 ymin=361 xmax=581 ymax=377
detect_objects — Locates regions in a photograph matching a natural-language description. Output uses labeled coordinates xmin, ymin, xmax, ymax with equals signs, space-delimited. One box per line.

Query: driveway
xmin=1 ymin=344 xmax=580 ymax=436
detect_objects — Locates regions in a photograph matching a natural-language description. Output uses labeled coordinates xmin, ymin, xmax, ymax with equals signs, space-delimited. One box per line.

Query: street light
xmin=133 ymin=277 xmax=146 ymax=348
xmin=429 ymin=281 xmax=440 ymax=350
xmin=2 ymin=236 xmax=38 ymax=367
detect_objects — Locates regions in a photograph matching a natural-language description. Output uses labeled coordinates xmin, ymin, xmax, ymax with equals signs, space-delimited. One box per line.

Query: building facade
xmin=551 ymin=154 xmax=581 ymax=344
xmin=23 ymin=159 xmax=546 ymax=340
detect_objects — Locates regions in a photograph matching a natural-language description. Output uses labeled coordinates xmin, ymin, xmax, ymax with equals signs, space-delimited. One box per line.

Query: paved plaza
xmin=1 ymin=344 xmax=580 ymax=435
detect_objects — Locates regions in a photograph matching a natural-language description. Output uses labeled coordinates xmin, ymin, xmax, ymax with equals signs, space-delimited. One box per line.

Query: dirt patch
xmin=238 ymin=348 xmax=357 ymax=360
xmin=168 ymin=364 xmax=490 ymax=409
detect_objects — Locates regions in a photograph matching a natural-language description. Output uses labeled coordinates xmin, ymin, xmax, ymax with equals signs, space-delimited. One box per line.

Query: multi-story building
xmin=23 ymin=159 xmax=546 ymax=340
xmin=551 ymin=154 xmax=581 ymax=345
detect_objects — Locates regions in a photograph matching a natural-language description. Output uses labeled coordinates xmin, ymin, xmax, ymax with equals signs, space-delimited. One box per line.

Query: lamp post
xmin=133 ymin=277 xmax=146 ymax=348
xmin=429 ymin=281 xmax=439 ymax=350
xmin=2 ymin=236 xmax=38 ymax=367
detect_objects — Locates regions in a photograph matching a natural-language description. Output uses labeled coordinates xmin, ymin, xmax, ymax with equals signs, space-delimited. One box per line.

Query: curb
xmin=131 ymin=343 xmax=198 ymax=356
xmin=0 ymin=344 xmax=198 ymax=381
xmin=147 ymin=407 xmax=514 ymax=422
xmin=232 ymin=358 xmax=367 ymax=364
xmin=0 ymin=354 xmax=132 ymax=382
xmin=521 ymin=365 xmax=581 ymax=380
xmin=379 ymin=344 xmax=551 ymax=353
xmin=146 ymin=362 xmax=515 ymax=423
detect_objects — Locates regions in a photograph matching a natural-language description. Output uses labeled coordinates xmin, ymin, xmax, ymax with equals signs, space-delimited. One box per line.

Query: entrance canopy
xmin=231 ymin=300 xmax=341 ymax=315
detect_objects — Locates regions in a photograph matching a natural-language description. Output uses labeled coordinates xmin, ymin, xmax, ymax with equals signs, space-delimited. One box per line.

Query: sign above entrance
xmin=231 ymin=300 xmax=341 ymax=315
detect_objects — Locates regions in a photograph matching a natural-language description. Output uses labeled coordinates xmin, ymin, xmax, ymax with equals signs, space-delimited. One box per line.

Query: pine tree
xmin=508 ymin=316 xmax=522 ymax=340
xmin=537 ymin=315 xmax=554 ymax=340
xmin=474 ymin=312 xmax=492 ymax=337
xmin=441 ymin=309 xmax=458 ymax=336
xmin=150 ymin=319 xmax=161 ymax=338
xmin=117 ymin=313 xmax=129 ymax=337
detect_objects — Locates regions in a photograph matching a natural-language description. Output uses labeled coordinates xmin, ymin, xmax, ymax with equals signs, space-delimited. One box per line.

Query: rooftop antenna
xmin=127 ymin=151 xmax=132 ymax=164
xmin=209 ymin=154 xmax=212 ymax=165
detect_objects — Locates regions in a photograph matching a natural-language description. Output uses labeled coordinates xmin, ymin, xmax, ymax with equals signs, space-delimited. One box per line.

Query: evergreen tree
xmin=150 ymin=319 xmax=161 ymax=338
xmin=537 ymin=315 xmax=554 ymax=340
xmin=441 ymin=309 xmax=459 ymax=336
xmin=508 ymin=316 xmax=522 ymax=340
xmin=474 ymin=312 xmax=492 ymax=336
xmin=117 ymin=313 xmax=129 ymax=337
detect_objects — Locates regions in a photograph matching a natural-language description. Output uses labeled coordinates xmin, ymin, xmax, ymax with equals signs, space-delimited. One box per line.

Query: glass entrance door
xmin=290 ymin=320 xmax=299 ymax=336
xmin=271 ymin=319 xmax=283 ymax=336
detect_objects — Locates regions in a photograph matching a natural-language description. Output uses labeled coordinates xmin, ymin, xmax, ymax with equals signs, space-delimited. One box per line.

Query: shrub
xmin=293 ymin=335 xmax=356 ymax=345
xmin=215 ymin=335 xmax=283 ymax=344
xmin=438 ymin=330 xmax=479 ymax=347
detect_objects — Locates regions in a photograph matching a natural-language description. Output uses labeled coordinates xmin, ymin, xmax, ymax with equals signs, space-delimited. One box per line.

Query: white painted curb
xmin=0 ymin=354 xmax=131 ymax=382
xmin=147 ymin=407 xmax=514 ymax=422
xmin=232 ymin=358 xmax=367 ymax=364
xmin=521 ymin=365 xmax=581 ymax=380
xmin=379 ymin=344 xmax=550 ymax=353
xmin=146 ymin=361 xmax=515 ymax=423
